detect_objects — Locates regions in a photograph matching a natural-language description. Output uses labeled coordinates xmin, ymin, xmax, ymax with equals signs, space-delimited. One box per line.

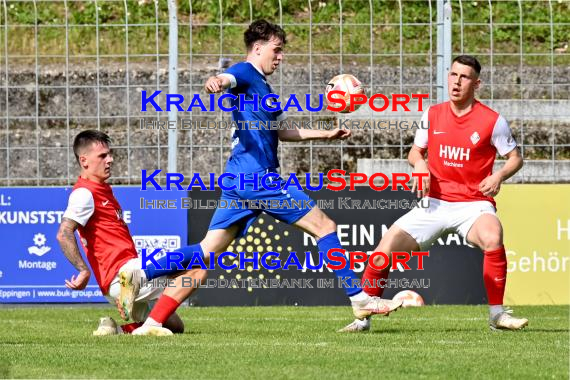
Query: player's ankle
xmin=144 ymin=317 xmax=162 ymax=327
xmin=489 ymin=304 xmax=504 ymax=318
xmin=349 ymin=290 xmax=369 ymax=302
xmin=355 ymin=318 xmax=370 ymax=326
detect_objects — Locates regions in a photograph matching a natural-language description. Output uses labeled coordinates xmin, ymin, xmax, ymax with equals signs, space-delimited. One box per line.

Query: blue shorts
xmin=208 ymin=171 xmax=315 ymax=237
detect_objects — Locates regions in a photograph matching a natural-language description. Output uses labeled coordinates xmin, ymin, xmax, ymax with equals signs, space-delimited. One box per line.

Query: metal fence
xmin=0 ymin=0 xmax=568 ymax=186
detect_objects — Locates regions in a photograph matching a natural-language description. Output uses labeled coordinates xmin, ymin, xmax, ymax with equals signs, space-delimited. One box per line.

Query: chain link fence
xmin=0 ymin=0 xmax=568 ymax=186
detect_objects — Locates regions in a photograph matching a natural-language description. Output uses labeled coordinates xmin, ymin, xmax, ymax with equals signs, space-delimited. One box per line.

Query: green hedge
xmin=1 ymin=0 xmax=568 ymax=64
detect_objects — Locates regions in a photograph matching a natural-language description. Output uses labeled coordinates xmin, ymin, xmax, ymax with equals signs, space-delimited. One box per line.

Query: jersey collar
xmin=448 ymin=99 xmax=479 ymax=120
xmin=246 ymin=61 xmax=266 ymax=78
xmin=78 ymin=176 xmax=111 ymax=191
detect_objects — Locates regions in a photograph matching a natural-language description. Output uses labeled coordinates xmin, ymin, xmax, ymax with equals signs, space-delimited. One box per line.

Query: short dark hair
xmin=244 ymin=19 xmax=286 ymax=51
xmin=453 ymin=55 xmax=481 ymax=76
xmin=73 ymin=130 xmax=111 ymax=163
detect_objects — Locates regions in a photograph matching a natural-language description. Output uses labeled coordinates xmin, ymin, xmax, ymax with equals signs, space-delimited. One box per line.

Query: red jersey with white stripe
xmin=414 ymin=101 xmax=517 ymax=207
xmin=63 ymin=177 xmax=137 ymax=294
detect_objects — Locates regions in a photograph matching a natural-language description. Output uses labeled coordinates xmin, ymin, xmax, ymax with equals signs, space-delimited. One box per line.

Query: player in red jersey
xmin=340 ymin=55 xmax=529 ymax=332
xmin=57 ymin=130 xmax=206 ymax=335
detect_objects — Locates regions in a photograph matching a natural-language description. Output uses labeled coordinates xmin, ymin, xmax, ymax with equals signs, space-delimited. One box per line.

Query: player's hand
xmin=411 ymin=160 xmax=430 ymax=198
xmin=479 ymin=173 xmax=502 ymax=197
xmin=65 ymin=270 xmax=91 ymax=290
xmin=204 ymin=76 xmax=224 ymax=93
xmin=327 ymin=128 xmax=351 ymax=140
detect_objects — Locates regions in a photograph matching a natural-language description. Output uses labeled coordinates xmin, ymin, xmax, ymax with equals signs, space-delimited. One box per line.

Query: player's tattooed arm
xmin=57 ymin=218 xmax=91 ymax=290
xmin=57 ymin=217 xmax=88 ymax=271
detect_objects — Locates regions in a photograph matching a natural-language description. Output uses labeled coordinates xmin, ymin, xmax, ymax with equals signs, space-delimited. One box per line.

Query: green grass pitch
xmin=0 ymin=305 xmax=568 ymax=379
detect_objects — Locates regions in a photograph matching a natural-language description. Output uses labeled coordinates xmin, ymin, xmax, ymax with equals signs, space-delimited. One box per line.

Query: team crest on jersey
xmin=470 ymin=131 xmax=480 ymax=145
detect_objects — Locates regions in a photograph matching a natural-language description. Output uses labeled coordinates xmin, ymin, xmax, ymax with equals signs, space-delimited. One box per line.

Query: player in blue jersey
xmin=118 ymin=20 xmax=402 ymax=336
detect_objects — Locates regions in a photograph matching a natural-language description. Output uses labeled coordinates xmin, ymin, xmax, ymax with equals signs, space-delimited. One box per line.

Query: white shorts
xmin=393 ymin=197 xmax=496 ymax=250
xmin=104 ymin=258 xmax=166 ymax=322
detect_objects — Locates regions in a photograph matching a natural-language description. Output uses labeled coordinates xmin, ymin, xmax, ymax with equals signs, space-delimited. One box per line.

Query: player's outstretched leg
xmin=293 ymin=207 xmax=403 ymax=322
xmin=131 ymin=228 xmax=237 ymax=334
xmin=339 ymin=225 xmax=419 ymax=332
xmin=117 ymin=242 xmax=208 ymax=320
xmin=319 ymin=230 xmax=402 ymax=319
xmin=118 ymin=226 xmax=238 ymax=320
xmin=132 ymin=268 xmax=209 ymax=336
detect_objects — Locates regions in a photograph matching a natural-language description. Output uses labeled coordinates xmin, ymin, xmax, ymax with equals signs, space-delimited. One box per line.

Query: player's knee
xmin=479 ymin=230 xmax=503 ymax=251
xmin=372 ymin=252 xmax=390 ymax=268
xmin=371 ymin=244 xmax=392 ymax=268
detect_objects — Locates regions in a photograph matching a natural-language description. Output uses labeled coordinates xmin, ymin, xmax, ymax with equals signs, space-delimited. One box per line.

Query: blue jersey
xmin=221 ymin=62 xmax=285 ymax=174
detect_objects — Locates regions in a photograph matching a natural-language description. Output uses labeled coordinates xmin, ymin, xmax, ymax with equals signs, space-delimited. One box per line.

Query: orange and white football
xmin=325 ymin=74 xmax=365 ymax=113
xmin=393 ymin=290 xmax=425 ymax=307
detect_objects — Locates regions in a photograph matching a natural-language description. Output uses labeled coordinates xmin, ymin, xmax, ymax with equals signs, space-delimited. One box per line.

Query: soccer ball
xmin=325 ymin=74 xmax=365 ymax=113
xmin=392 ymin=290 xmax=424 ymax=308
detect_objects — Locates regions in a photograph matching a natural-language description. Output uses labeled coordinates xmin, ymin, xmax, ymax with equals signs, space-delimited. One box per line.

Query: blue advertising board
xmin=0 ymin=187 xmax=187 ymax=303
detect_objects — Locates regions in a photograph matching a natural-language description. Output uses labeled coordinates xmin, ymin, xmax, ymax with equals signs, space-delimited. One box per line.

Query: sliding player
xmin=57 ymin=130 xmax=206 ymax=335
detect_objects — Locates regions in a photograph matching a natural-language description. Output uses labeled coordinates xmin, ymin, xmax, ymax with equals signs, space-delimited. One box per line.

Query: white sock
xmin=349 ymin=290 xmax=369 ymax=302
xmin=116 ymin=326 xmax=124 ymax=334
xmin=144 ymin=317 xmax=162 ymax=327
xmin=489 ymin=305 xmax=504 ymax=318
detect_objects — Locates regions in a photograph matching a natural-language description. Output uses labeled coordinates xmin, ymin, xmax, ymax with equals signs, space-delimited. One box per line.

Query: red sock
xmin=483 ymin=246 xmax=507 ymax=305
xmin=148 ymin=295 xmax=181 ymax=324
xmin=121 ymin=322 xmax=143 ymax=334
xmin=361 ymin=265 xmax=390 ymax=297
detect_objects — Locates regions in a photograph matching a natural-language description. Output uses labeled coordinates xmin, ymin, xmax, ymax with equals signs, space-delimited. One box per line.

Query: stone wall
xmin=0 ymin=63 xmax=568 ymax=185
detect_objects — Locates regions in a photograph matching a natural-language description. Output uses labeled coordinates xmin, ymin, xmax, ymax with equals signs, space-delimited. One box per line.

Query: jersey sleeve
xmin=491 ymin=115 xmax=517 ymax=156
xmin=218 ymin=73 xmax=237 ymax=89
xmin=221 ymin=63 xmax=250 ymax=90
xmin=63 ymin=187 xmax=95 ymax=226
xmin=413 ymin=107 xmax=430 ymax=149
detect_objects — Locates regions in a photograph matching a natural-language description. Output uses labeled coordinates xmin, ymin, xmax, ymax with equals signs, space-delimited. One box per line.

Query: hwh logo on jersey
xmin=439 ymin=145 xmax=470 ymax=161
